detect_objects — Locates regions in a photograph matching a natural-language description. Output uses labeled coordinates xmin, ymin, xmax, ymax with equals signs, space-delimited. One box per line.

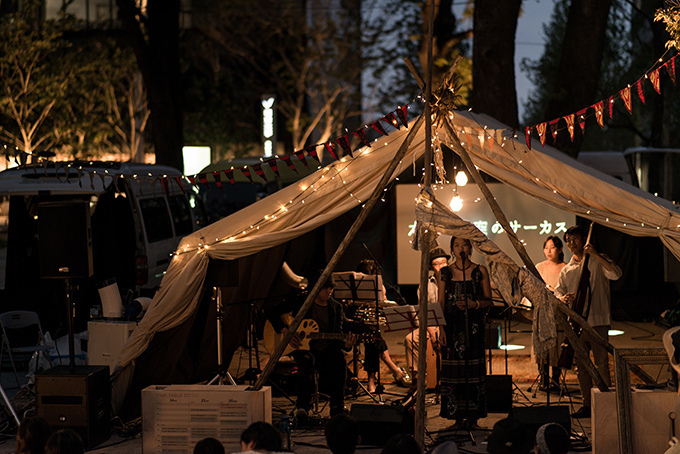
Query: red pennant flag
xmin=369 ymin=120 xmax=388 ymax=136
xmin=549 ymin=119 xmax=559 ymax=140
xmin=666 ymin=56 xmax=677 ymax=85
xmin=649 ymin=68 xmax=661 ymax=94
xmin=198 ymin=173 xmax=209 ymax=190
xmin=324 ymin=142 xmax=339 ymax=160
xmin=187 ymin=175 xmax=197 ymax=186
xmin=636 ymin=79 xmax=645 ymax=105
xmin=240 ymin=166 xmax=254 ymax=184
xmin=576 ymin=108 xmax=587 ymax=131
xmin=280 ymin=155 xmax=298 ymax=174
xmin=381 ymin=112 xmax=400 ymax=130
xmin=266 ymin=158 xmax=280 ymax=176
xmin=621 ymin=86 xmax=633 ymax=113
xmin=564 ymin=114 xmax=575 ymax=141
xmin=294 ymin=150 xmax=310 ymax=169
xmin=536 ymin=122 xmax=547 ymax=146
xmin=252 ymin=163 xmax=268 ymax=183
xmin=336 ymin=135 xmax=353 ymax=158
xmin=607 ymin=96 xmax=615 ymax=119
xmin=212 ymin=170 xmax=223 ymax=191
xmin=352 ymin=129 xmax=371 ymax=148
xmin=175 ymin=176 xmax=187 ymax=195
xmin=160 ymin=176 xmax=169 ymax=195
xmin=224 ymin=169 xmax=236 ymax=189
xmin=591 ymin=101 xmax=604 ymax=128
xmin=305 ymin=145 xmax=320 ymax=162
xmin=396 ymin=105 xmax=409 ymax=128
xmin=524 ymin=126 xmax=532 ymax=149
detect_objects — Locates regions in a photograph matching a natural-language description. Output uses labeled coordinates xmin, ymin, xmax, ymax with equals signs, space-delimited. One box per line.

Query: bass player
xmin=555 ymin=225 xmax=622 ymax=419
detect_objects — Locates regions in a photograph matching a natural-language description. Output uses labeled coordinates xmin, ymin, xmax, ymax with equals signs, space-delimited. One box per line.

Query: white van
xmin=0 ymin=161 xmax=207 ymax=303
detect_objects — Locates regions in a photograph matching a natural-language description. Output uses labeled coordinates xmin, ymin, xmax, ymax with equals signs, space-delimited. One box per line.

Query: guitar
xmin=263 ymin=318 xmax=376 ymax=356
xmin=558 ymin=222 xmax=594 ymax=369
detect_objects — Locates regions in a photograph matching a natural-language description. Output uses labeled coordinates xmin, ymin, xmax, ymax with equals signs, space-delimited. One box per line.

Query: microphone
xmin=459 ymin=251 xmax=466 ymax=261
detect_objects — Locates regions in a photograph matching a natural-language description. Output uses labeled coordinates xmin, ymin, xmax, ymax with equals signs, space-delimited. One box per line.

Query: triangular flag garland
xmin=240 ymin=166 xmax=254 ymax=184
xmin=293 ymin=150 xmax=310 ymax=169
xmin=252 ymin=163 xmax=268 ymax=183
xmin=336 ymin=135 xmax=353 ymax=158
xmin=524 ymin=126 xmax=532 ymax=149
xmin=525 ymin=53 xmax=678 ymax=146
xmin=280 ymin=155 xmax=298 ymax=174
xmin=224 ymin=169 xmax=236 ymax=189
xmin=212 ymin=170 xmax=223 ymax=191
xmin=305 ymin=145 xmax=320 ymax=162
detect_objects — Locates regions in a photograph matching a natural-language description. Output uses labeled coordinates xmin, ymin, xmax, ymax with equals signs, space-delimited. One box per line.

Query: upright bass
xmin=557 ymin=222 xmax=594 ymax=369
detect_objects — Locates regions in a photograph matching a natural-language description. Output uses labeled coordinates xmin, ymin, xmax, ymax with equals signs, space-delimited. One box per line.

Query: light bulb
xmin=455 ymin=170 xmax=468 ymax=186
xmin=450 ymin=195 xmax=463 ymax=212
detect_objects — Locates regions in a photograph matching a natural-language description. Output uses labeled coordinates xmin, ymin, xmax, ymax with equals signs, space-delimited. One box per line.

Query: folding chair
xmin=0 ymin=311 xmax=54 ymax=388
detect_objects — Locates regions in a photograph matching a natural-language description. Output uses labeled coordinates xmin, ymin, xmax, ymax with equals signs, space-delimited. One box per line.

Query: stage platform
xmin=0 ymin=317 xmax=672 ymax=453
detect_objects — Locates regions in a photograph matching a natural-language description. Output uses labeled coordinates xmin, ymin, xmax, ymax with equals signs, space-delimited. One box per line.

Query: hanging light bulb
xmin=449 ymin=195 xmax=463 ymax=212
xmin=455 ymin=170 xmax=468 ymax=186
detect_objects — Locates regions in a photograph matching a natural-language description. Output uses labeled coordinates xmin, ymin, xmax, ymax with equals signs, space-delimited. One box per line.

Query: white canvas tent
xmin=111 ymin=108 xmax=680 ymax=415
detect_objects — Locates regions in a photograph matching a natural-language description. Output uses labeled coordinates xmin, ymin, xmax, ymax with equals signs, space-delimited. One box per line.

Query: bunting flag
xmin=524 ymin=126 xmax=532 ymax=150
xmin=352 ymin=129 xmax=371 ymax=148
xmin=594 ymin=102 xmax=604 ymax=128
xmin=266 ymin=158 xmax=280 ymax=176
xmin=294 ymin=150 xmax=310 ymax=169
xmin=198 ymin=173 xmax=209 ymax=190
xmin=636 ymin=79 xmax=645 ymax=105
xmin=175 ymin=176 xmax=187 ymax=194
xmin=187 ymin=175 xmax=196 ymax=186
xmin=212 ymin=170 xmax=223 ymax=191
xmin=280 ymin=155 xmax=298 ymax=174
xmin=324 ymin=142 xmax=339 ymax=160
xmin=666 ymin=57 xmax=677 ymax=85
xmin=97 ymin=172 xmax=107 ymax=188
xmin=88 ymin=171 xmax=95 ymax=190
xmin=54 ymin=162 xmax=62 ymax=182
xmin=252 ymin=163 xmax=268 ymax=183
xmin=369 ymin=120 xmax=388 ymax=136
xmin=537 ymin=122 xmax=547 ymax=146
xmin=621 ymin=86 xmax=633 ymax=113
xmin=240 ymin=166 xmax=254 ymax=184
xmin=564 ymin=114 xmax=575 ymax=140
xmin=224 ymin=169 xmax=236 ymax=189
xmin=607 ymin=96 xmax=615 ymax=119
xmin=381 ymin=112 xmax=400 ymax=130
xmin=396 ymin=105 xmax=409 ymax=128
xmin=305 ymin=145 xmax=320 ymax=162
xmin=549 ymin=119 xmax=559 ymax=140
xmin=649 ymin=68 xmax=661 ymax=94
xmin=160 ymin=176 xmax=169 ymax=195
xmin=337 ymin=135 xmax=353 ymax=158
xmin=576 ymin=108 xmax=587 ymax=131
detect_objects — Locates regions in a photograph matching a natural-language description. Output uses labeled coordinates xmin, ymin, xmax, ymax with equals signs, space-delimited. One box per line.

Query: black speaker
xmin=350 ymin=403 xmax=413 ymax=446
xmin=36 ymin=365 xmax=110 ymax=449
xmin=486 ymin=374 xmax=513 ymax=412
xmin=510 ymin=405 xmax=571 ymax=436
xmin=38 ymin=201 xmax=93 ymax=279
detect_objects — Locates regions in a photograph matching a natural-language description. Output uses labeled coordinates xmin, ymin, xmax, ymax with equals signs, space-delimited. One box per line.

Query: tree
xmin=116 ymin=0 xmax=184 ymax=170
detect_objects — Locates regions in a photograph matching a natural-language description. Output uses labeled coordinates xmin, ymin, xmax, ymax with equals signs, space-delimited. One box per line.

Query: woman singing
xmin=437 ymin=236 xmax=492 ymax=428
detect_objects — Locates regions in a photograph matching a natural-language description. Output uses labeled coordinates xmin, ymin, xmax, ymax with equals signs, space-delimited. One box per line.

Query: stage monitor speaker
xmin=486 ymin=374 xmax=512 ymax=412
xmin=36 ymin=365 xmax=110 ymax=450
xmin=350 ymin=403 xmax=413 ymax=446
xmin=38 ymin=201 xmax=93 ymax=279
xmin=510 ymin=405 xmax=570 ymax=436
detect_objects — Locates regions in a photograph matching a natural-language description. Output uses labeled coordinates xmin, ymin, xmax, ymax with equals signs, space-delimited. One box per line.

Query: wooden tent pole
xmin=251 ymin=114 xmax=426 ymax=392
xmin=414 ymin=0 xmax=436 ymax=446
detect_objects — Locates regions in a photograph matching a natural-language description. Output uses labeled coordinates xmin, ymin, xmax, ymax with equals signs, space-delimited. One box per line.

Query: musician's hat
xmin=429 ymin=247 xmax=450 ymax=263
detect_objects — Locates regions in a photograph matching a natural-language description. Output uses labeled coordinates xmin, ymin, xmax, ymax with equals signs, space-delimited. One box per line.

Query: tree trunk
xmin=545 ymin=0 xmax=613 ymax=157
xmin=471 ymin=0 xmax=521 ymax=129
xmin=116 ymin=0 xmax=184 ymax=170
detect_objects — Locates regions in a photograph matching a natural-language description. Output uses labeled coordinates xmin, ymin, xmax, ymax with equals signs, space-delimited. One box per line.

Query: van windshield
xmin=138 ymin=197 xmax=173 ymax=243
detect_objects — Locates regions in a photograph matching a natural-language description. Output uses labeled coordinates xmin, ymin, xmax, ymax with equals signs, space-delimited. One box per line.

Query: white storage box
xmin=88 ymin=320 xmax=137 ymax=370
xmin=142 ymin=384 xmax=272 ymax=454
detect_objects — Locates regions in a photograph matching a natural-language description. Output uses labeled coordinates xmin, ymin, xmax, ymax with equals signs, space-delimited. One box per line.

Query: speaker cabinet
xmin=36 ymin=365 xmax=110 ymax=449
xmin=510 ymin=405 xmax=570 ymax=436
xmin=38 ymin=201 xmax=93 ymax=279
xmin=349 ymin=403 xmax=413 ymax=446
xmin=486 ymin=374 xmax=513 ymax=412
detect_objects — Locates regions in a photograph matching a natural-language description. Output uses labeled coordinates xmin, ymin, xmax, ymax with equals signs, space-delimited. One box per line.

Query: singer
xmin=437 ymin=236 xmax=492 ymax=429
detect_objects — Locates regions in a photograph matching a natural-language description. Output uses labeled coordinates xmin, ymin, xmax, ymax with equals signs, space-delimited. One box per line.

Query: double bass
xmin=557 ymin=222 xmax=594 ymax=369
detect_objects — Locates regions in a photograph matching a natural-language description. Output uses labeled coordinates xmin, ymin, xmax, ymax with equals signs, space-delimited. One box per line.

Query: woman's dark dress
xmin=440 ymin=265 xmax=487 ymax=420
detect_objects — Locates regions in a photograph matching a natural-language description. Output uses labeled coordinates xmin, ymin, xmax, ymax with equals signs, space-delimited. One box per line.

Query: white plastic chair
xmin=0 ymin=311 xmax=53 ymax=387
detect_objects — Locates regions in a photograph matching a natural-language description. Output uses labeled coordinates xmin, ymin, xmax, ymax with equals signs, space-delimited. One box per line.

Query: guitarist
xmin=270 ymin=270 xmax=356 ymax=419
xmin=554 ymin=225 xmax=622 ymax=419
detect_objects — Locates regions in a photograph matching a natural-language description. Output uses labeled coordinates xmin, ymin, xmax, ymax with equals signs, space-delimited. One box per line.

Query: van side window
xmin=138 ymin=197 xmax=173 ymax=243
xmin=168 ymin=194 xmax=193 ymax=236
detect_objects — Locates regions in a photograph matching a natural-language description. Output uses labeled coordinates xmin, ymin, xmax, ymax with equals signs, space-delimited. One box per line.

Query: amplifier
xmin=36 ymin=365 xmax=110 ymax=450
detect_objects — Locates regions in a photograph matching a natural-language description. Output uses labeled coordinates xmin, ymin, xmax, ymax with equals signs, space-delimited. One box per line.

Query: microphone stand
xmin=459 ymin=252 xmax=475 ymax=445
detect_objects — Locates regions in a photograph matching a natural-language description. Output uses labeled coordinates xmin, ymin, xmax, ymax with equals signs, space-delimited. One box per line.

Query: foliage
xmin=655 ymin=0 xmax=680 ymax=49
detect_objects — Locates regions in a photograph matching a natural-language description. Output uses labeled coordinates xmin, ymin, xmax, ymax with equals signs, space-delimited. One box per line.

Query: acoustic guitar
xmin=263 ymin=318 xmax=375 ymax=356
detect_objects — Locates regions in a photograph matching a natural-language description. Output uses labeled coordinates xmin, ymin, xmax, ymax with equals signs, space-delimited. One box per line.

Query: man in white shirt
xmin=404 ymin=247 xmax=448 ymax=376
xmin=555 ymin=225 xmax=622 ymax=418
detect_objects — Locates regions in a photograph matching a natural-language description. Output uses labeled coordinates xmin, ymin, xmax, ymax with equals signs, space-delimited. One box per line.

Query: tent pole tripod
xmin=208 ymin=287 xmax=236 ymax=385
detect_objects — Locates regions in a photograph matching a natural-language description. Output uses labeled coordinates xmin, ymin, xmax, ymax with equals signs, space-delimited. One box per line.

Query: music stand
xmin=205 ymin=259 xmax=239 ymax=385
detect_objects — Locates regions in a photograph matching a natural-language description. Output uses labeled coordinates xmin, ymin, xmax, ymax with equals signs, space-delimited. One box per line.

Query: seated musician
xmin=269 ymin=270 xmax=356 ymax=418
